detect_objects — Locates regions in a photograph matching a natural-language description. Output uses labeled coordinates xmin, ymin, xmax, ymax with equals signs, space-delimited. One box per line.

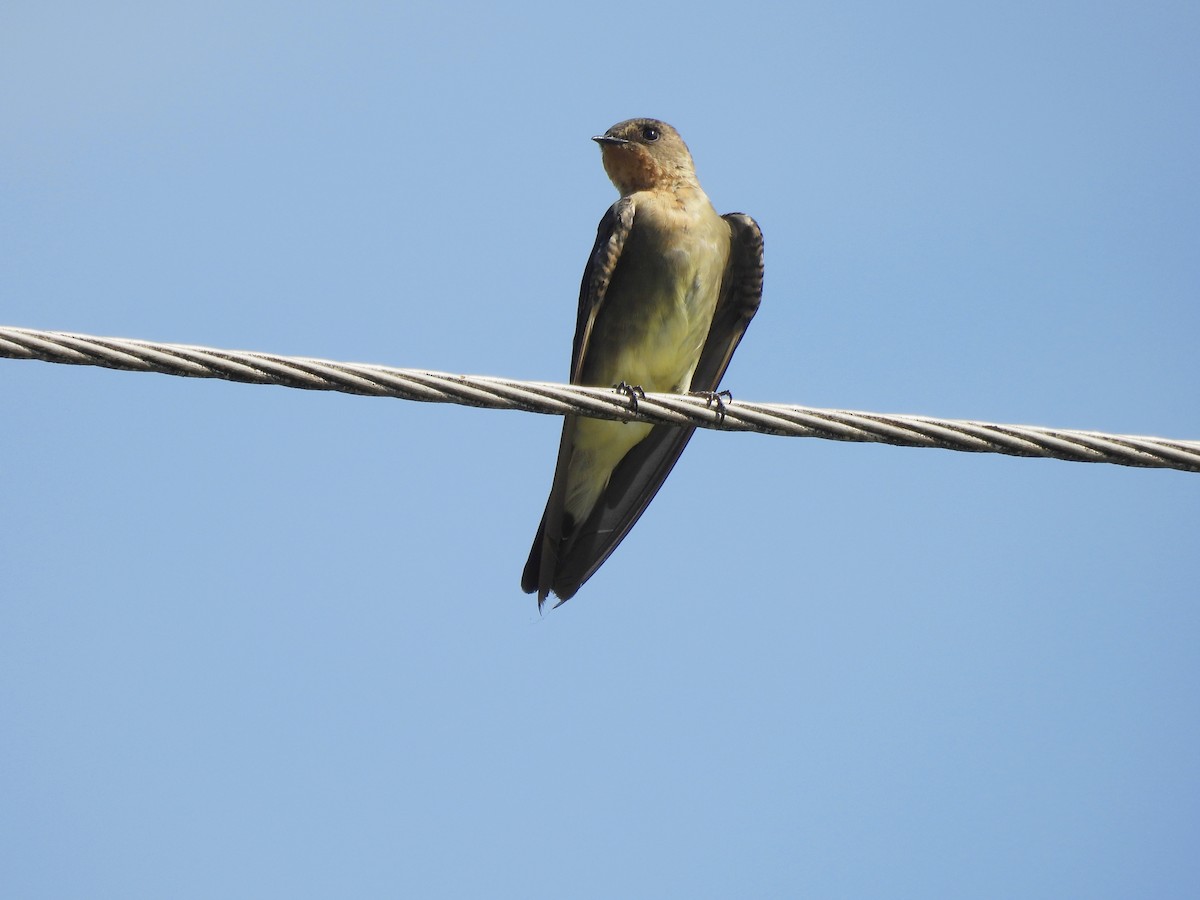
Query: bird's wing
xmin=691 ymin=213 xmax=765 ymax=392
xmin=521 ymin=198 xmax=636 ymax=604
xmin=570 ymin=198 xmax=636 ymax=382
xmin=545 ymin=212 xmax=765 ymax=602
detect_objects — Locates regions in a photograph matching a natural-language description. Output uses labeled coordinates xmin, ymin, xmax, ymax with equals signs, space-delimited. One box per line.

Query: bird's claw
xmin=691 ymin=389 xmax=733 ymax=424
xmin=614 ymin=381 xmax=646 ymax=415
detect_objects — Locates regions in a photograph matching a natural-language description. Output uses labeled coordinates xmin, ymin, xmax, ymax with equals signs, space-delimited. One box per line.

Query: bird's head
xmin=592 ymin=118 xmax=696 ymax=196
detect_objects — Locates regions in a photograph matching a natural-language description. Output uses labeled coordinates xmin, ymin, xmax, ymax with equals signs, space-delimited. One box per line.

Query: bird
xmin=521 ymin=118 xmax=764 ymax=607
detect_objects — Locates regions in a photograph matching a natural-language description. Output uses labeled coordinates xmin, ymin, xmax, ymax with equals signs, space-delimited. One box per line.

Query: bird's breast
xmin=583 ymin=200 xmax=730 ymax=393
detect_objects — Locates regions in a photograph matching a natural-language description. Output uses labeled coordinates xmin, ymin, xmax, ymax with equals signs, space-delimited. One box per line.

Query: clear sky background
xmin=3 ymin=2 xmax=1198 ymax=897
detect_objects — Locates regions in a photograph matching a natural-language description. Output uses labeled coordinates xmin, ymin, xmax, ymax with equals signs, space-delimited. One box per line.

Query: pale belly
xmin=564 ymin=232 xmax=729 ymax=521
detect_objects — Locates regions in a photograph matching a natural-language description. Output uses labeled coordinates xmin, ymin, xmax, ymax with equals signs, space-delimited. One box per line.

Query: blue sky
xmin=3 ymin=2 xmax=1198 ymax=897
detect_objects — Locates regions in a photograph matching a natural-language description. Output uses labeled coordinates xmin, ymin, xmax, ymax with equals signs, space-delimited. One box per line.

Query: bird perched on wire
xmin=522 ymin=117 xmax=764 ymax=608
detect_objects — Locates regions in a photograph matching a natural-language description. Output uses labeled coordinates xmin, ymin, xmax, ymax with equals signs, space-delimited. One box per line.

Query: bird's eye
xmin=641 ymin=125 xmax=660 ymax=142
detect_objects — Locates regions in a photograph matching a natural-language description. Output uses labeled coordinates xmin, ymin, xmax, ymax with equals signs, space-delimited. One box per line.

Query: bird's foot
xmin=691 ymin=389 xmax=733 ymax=424
xmin=613 ymin=381 xmax=646 ymax=415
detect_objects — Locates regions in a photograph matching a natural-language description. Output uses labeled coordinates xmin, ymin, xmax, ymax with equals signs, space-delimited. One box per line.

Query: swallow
xmin=522 ymin=118 xmax=764 ymax=607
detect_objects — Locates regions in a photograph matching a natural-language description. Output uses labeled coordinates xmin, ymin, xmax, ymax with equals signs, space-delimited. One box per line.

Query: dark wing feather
xmin=569 ymin=199 xmax=636 ymax=383
xmin=521 ymin=199 xmax=636 ymax=603
xmin=691 ymin=214 xmax=765 ymax=392
xmin=546 ymin=213 xmax=765 ymax=601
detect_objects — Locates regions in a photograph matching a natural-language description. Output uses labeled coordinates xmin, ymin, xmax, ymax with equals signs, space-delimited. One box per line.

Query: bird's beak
xmin=592 ymin=134 xmax=630 ymax=146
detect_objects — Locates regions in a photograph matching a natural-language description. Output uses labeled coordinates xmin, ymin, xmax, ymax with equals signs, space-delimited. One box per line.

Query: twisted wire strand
xmin=2 ymin=325 xmax=1197 ymax=473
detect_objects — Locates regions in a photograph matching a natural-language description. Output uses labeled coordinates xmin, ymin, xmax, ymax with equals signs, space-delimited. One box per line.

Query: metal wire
xmin=2 ymin=325 xmax=1197 ymax=473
